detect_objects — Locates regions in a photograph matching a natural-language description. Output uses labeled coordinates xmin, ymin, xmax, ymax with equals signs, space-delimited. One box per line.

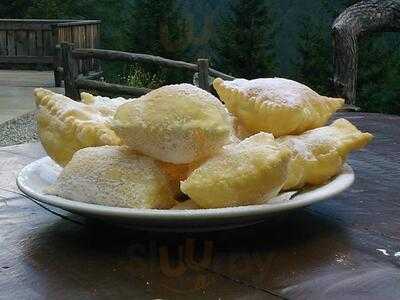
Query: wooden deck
xmin=0 ymin=70 xmax=64 ymax=123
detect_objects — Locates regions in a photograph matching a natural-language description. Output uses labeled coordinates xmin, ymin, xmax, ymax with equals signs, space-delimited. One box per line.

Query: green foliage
xmin=357 ymin=34 xmax=400 ymax=114
xmin=119 ymin=64 xmax=165 ymax=89
xmin=128 ymin=0 xmax=191 ymax=85
xmin=0 ymin=0 xmax=33 ymax=18
xmin=130 ymin=0 xmax=189 ymax=58
xmin=3 ymin=0 xmax=400 ymax=114
xmin=292 ymin=14 xmax=332 ymax=95
xmin=25 ymin=0 xmax=93 ymax=19
xmin=211 ymin=0 xmax=276 ymax=79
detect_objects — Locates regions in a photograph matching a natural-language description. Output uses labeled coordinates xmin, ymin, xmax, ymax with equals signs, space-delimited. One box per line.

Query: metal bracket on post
xmin=60 ymin=42 xmax=80 ymax=100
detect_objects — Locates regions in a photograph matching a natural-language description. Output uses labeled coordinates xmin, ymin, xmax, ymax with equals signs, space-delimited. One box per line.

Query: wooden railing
xmin=60 ymin=42 xmax=234 ymax=99
xmin=0 ymin=19 xmax=101 ymax=86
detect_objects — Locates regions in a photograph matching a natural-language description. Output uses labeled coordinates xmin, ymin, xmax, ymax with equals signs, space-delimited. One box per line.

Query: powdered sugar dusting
xmin=47 ymin=146 xmax=177 ymax=209
xmin=224 ymin=77 xmax=319 ymax=107
xmin=112 ymin=84 xmax=235 ymax=164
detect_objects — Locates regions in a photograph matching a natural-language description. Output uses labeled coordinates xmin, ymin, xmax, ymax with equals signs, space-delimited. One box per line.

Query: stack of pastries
xmin=34 ymin=77 xmax=373 ymax=209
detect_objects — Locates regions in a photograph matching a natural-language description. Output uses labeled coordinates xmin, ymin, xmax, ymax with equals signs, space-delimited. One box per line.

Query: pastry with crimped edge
xmin=34 ymin=89 xmax=124 ymax=166
xmin=277 ymin=118 xmax=373 ymax=190
xmin=180 ymin=133 xmax=291 ymax=208
xmin=213 ymin=77 xmax=344 ymax=137
xmin=112 ymin=84 xmax=235 ymax=164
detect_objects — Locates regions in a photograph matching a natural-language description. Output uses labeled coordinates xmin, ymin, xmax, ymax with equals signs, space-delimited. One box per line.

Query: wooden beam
xmin=61 ymin=42 xmax=80 ymax=100
xmin=75 ymin=78 xmax=151 ymax=97
xmin=0 ymin=56 xmax=53 ymax=64
xmin=55 ymin=20 xmax=101 ymax=27
xmin=82 ymin=71 xmax=103 ymax=80
xmin=72 ymin=48 xmax=235 ymax=80
xmin=197 ymin=59 xmax=210 ymax=91
xmin=0 ymin=22 xmax=53 ymax=31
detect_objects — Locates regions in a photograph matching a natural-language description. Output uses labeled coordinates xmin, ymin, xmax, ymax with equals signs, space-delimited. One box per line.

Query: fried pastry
xmin=112 ymin=84 xmax=235 ymax=164
xmin=213 ymin=77 xmax=344 ymax=137
xmin=80 ymin=92 xmax=129 ymax=117
xmin=180 ymin=133 xmax=291 ymax=208
xmin=34 ymin=89 xmax=123 ymax=166
xmin=277 ymin=118 xmax=373 ymax=190
xmin=47 ymin=146 xmax=177 ymax=209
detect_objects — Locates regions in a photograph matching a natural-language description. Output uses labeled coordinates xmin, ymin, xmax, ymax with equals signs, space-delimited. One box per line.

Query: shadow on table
xmin=21 ymin=208 xmax=352 ymax=299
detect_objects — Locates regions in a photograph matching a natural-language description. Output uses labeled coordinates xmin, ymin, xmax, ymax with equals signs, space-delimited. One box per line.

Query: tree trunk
xmin=332 ymin=0 xmax=400 ymax=106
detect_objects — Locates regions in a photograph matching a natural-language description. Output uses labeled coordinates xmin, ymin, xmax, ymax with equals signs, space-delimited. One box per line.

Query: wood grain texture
xmin=0 ymin=113 xmax=399 ymax=299
xmin=76 ymin=77 xmax=151 ymax=97
xmin=61 ymin=43 xmax=80 ymax=100
xmin=0 ymin=19 xmax=101 ymax=86
xmin=72 ymin=48 xmax=235 ymax=81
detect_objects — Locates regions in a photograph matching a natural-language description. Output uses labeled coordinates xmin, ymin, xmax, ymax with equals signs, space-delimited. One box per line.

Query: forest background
xmin=1 ymin=0 xmax=399 ymax=113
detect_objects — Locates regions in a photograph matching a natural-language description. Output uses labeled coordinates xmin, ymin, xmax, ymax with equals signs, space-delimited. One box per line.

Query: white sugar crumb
xmin=376 ymin=249 xmax=390 ymax=256
xmin=335 ymin=254 xmax=350 ymax=265
xmin=47 ymin=146 xmax=176 ymax=209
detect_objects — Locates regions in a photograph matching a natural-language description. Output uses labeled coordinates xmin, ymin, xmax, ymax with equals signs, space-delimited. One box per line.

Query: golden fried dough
xmin=180 ymin=133 xmax=291 ymax=208
xmin=112 ymin=84 xmax=235 ymax=164
xmin=213 ymin=77 xmax=344 ymax=137
xmin=277 ymin=118 xmax=373 ymax=190
xmin=34 ymin=89 xmax=124 ymax=166
xmin=47 ymin=146 xmax=177 ymax=209
xmin=80 ymin=92 xmax=129 ymax=117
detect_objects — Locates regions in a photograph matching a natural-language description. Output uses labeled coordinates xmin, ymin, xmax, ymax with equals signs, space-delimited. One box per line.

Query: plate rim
xmin=16 ymin=156 xmax=355 ymax=221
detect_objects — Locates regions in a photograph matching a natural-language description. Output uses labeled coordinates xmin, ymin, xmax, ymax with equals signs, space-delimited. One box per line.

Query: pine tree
xmin=357 ymin=34 xmax=400 ymax=114
xmin=129 ymin=0 xmax=189 ymax=60
xmin=26 ymin=0 xmax=93 ymax=19
xmin=293 ymin=14 xmax=332 ymax=95
xmin=211 ymin=0 xmax=276 ymax=79
xmin=128 ymin=0 xmax=190 ymax=84
xmin=0 ymin=0 xmax=32 ymax=18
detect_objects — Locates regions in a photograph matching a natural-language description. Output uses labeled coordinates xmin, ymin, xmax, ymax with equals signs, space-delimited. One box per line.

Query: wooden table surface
xmin=0 ymin=112 xmax=399 ymax=300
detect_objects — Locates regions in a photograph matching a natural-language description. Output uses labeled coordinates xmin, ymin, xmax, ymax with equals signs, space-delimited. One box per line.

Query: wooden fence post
xmin=197 ymin=58 xmax=209 ymax=92
xmin=51 ymin=24 xmax=62 ymax=87
xmin=61 ymin=42 xmax=80 ymax=100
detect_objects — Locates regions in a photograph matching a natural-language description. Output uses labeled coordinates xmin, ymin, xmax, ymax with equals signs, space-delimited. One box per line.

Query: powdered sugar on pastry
xmin=213 ymin=77 xmax=344 ymax=137
xmin=277 ymin=118 xmax=373 ymax=190
xmin=47 ymin=146 xmax=177 ymax=209
xmin=112 ymin=84 xmax=235 ymax=164
xmin=80 ymin=92 xmax=130 ymax=117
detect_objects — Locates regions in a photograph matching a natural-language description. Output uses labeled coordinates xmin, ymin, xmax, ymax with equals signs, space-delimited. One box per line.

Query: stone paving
xmin=0 ymin=70 xmax=64 ymax=145
xmin=0 ymin=70 xmax=64 ymax=123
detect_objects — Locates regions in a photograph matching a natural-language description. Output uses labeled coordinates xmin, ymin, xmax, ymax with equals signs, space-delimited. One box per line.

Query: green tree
xmin=25 ymin=0 xmax=93 ymax=19
xmin=130 ymin=0 xmax=189 ymax=59
xmin=357 ymin=34 xmax=400 ymax=114
xmin=293 ymin=14 xmax=332 ymax=95
xmin=0 ymin=0 xmax=32 ymax=18
xmin=128 ymin=0 xmax=190 ymax=84
xmin=211 ymin=0 xmax=276 ymax=79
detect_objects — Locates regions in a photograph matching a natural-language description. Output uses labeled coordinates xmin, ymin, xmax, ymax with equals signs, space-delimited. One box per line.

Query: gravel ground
xmin=0 ymin=111 xmax=38 ymax=146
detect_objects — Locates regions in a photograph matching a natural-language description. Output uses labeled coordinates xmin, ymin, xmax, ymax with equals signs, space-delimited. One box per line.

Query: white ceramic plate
xmin=17 ymin=157 xmax=354 ymax=231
